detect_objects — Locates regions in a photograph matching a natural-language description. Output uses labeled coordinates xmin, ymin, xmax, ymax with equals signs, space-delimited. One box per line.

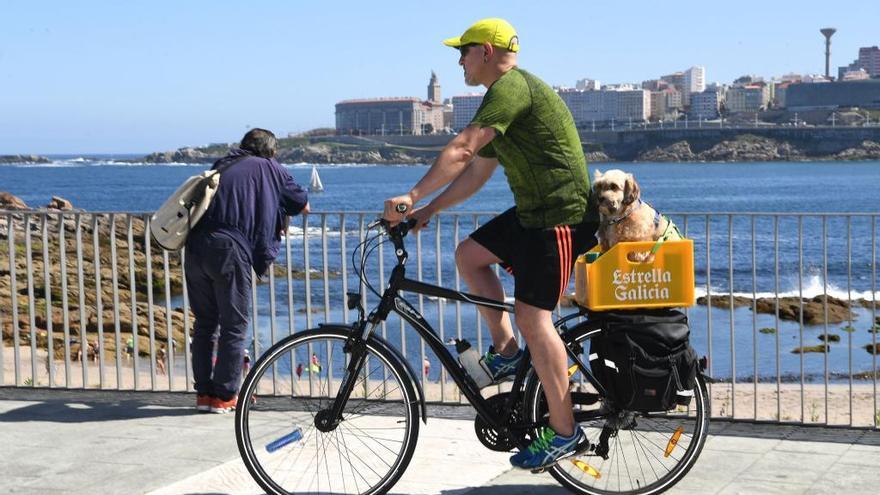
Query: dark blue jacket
xmin=190 ymin=148 xmax=308 ymax=275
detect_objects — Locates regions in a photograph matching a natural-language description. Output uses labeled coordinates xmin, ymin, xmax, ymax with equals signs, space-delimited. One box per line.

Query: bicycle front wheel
xmin=235 ymin=327 xmax=420 ymax=495
xmin=522 ymin=321 xmax=710 ymax=495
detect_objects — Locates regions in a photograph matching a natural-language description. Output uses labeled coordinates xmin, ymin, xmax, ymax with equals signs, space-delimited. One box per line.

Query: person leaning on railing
xmin=185 ymin=128 xmax=309 ymax=414
xmin=383 ymin=18 xmax=599 ymax=470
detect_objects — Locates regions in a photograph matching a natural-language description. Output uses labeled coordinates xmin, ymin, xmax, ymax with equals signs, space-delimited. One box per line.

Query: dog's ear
xmin=593 ymin=169 xmax=603 ymax=184
xmin=623 ymin=173 xmax=640 ymax=205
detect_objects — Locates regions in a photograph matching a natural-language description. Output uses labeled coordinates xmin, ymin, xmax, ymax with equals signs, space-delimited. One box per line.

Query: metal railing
xmin=1 ymin=210 xmax=877 ymax=428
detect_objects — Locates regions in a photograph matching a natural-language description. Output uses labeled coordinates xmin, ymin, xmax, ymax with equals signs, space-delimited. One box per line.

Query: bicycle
xmin=235 ymin=214 xmax=710 ymax=495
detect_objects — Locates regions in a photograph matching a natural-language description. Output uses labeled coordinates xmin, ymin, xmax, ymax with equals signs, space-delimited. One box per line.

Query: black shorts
xmin=469 ymin=207 xmax=599 ymax=311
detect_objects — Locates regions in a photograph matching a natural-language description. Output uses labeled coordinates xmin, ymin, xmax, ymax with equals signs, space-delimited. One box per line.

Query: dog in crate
xmin=591 ymin=169 xmax=681 ymax=262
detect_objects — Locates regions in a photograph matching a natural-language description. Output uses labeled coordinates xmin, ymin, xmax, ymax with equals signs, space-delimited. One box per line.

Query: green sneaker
xmin=483 ymin=346 xmax=523 ymax=383
xmin=510 ymin=426 xmax=586 ymax=469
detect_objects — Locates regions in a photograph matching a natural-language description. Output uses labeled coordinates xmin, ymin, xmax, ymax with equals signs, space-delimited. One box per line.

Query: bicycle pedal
xmin=530 ymin=467 xmax=547 ymax=474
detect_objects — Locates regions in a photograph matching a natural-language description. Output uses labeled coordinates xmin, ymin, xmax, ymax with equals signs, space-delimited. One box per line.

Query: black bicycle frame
xmin=327 ymin=224 xmax=610 ymax=434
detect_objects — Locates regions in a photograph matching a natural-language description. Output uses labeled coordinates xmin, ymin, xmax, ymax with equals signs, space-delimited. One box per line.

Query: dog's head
xmin=592 ymin=169 xmax=641 ymax=217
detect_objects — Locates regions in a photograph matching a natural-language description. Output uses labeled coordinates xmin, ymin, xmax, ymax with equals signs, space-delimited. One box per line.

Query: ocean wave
xmin=694 ymin=275 xmax=880 ymax=301
xmin=280 ymin=225 xmax=365 ymax=240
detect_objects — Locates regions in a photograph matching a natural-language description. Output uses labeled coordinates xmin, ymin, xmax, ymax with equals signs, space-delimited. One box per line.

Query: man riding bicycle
xmin=383 ymin=18 xmax=599 ymax=469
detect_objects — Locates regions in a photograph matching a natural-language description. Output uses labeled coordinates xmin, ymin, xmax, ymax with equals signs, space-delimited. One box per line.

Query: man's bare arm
xmin=426 ymin=156 xmax=499 ymax=212
xmin=408 ymin=155 xmax=499 ymax=230
xmin=383 ymin=125 xmax=496 ymax=221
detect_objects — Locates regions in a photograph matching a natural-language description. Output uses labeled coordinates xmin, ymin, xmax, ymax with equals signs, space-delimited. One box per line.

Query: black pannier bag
xmin=589 ymin=309 xmax=699 ymax=412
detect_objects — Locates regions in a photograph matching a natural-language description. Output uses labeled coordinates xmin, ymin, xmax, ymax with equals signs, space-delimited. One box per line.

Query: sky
xmin=1 ymin=0 xmax=878 ymax=154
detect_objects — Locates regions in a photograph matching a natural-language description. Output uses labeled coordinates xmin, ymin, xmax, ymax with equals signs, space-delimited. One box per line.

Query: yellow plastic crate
xmin=574 ymin=239 xmax=695 ymax=310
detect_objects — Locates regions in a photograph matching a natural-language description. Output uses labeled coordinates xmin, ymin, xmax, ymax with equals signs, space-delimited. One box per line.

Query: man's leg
xmin=455 ymin=238 xmax=518 ymax=357
xmin=185 ymin=250 xmax=219 ymax=398
xmin=514 ymin=300 xmax=574 ymax=437
xmin=210 ymin=246 xmax=252 ymax=401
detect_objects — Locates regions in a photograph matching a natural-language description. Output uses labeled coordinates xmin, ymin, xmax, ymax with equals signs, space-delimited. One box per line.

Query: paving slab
xmin=2 ymin=388 xmax=879 ymax=495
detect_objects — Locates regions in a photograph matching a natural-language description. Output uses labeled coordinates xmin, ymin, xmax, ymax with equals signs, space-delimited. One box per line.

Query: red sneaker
xmin=196 ymin=395 xmax=212 ymax=413
xmin=210 ymin=396 xmax=238 ymax=414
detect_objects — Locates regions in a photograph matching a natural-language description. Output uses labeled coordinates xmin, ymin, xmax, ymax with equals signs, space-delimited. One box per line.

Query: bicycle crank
xmin=474 ymin=393 xmax=522 ymax=452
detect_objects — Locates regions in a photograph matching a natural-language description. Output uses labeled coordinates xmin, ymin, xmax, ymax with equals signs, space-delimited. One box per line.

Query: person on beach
xmin=383 ymin=18 xmax=598 ymax=469
xmin=186 ymin=128 xmax=309 ymax=414
xmin=156 ymin=345 xmax=167 ymax=376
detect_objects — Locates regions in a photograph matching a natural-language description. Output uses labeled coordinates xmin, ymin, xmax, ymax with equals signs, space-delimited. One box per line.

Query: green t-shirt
xmin=471 ymin=67 xmax=593 ymax=228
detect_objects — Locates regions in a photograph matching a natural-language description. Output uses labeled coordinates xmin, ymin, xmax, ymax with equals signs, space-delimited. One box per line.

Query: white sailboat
xmin=309 ymin=166 xmax=324 ymax=193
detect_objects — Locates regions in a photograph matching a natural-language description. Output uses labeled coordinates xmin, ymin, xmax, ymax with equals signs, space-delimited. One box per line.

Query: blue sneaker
xmin=510 ymin=426 xmax=586 ymax=470
xmin=483 ymin=346 xmax=523 ymax=383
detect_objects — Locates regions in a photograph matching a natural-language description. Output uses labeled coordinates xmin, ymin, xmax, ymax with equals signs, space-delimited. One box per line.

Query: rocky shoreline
xmin=4 ymin=133 xmax=879 ymax=166
xmin=135 ymin=133 xmax=880 ymax=165
xmin=0 ymin=155 xmax=51 ymax=164
xmin=636 ymin=135 xmax=880 ymax=163
xmin=694 ymin=293 xmax=879 ymax=325
xmin=0 ymin=192 xmax=329 ymax=362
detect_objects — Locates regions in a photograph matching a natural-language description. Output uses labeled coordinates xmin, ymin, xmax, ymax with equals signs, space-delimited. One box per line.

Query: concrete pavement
xmin=1 ymin=387 xmax=878 ymax=495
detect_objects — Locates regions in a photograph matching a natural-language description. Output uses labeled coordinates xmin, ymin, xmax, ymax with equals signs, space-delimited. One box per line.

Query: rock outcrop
xmin=697 ymin=135 xmax=804 ymax=162
xmin=585 ymin=151 xmax=612 ymax=163
xmin=46 ymin=196 xmax=74 ymax=211
xmin=697 ymin=294 xmax=856 ymax=324
xmin=143 ymin=147 xmax=225 ymax=164
xmin=832 ymin=140 xmax=880 ymax=161
xmin=635 ymin=135 xmax=807 ymax=162
xmin=277 ymin=144 xmax=423 ymax=164
xmin=0 ymin=192 xmax=29 ymax=210
xmin=637 ymin=141 xmax=696 ymax=162
xmin=0 ymin=155 xmax=51 ymax=164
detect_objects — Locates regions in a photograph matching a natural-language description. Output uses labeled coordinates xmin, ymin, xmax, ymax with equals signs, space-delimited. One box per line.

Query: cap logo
xmin=507 ymin=35 xmax=519 ymax=51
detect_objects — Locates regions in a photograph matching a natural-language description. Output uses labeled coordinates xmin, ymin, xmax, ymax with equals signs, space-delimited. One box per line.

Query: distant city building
xmin=784 ymin=80 xmax=880 ymax=110
xmin=451 ymin=93 xmax=484 ymax=131
xmin=641 ymin=79 xmax=671 ymax=92
xmin=335 ymin=98 xmax=426 ymax=135
xmin=649 ymin=91 xmax=667 ymax=121
xmin=612 ymin=88 xmax=650 ymax=122
xmin=859 ymin=46 xmax=880 ymax=77
xmin=838 ymin=61 xmax=862 ymax=81
xmin=558 ymin=87 xmax=648 ymax=125
xmin=725 ymin=84 xmax=770 ymax=113
xmin=428 ymin=71 xmax=441 ymax=103
xmin=576 ymin=78 xmax=601 ymax=90
xmin=842 ymin=69 xmax=871 ymax=81
xmin=660 ymin=72 xmax=686 ymax=91
xmin=684 ymin=66 xmax=706 ymax=94
xmin=665 ymin=88 xmax=683 ymax=111
xmin=335 ymin=73 xmax=445 ymax=135
xmin=557 ymin=89 xmax=607 ymax=124
xmin=689 ymin=89 xmax=722 ymax=119
xmin=773 ymin=81 xmax=793 ymax=108
xmin=660 ymin=71 xmax=688 ymax=106
xmin=802 ymin=74 xmax=832 ymax=84
xmin=442 ymin=101 xmax=454 ymax=130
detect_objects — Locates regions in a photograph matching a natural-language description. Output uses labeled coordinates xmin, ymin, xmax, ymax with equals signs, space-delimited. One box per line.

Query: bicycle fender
xmin=318 ymin=323 xmax=428 ymax=424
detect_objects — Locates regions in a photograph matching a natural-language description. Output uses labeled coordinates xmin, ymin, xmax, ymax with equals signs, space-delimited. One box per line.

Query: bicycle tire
xmin=521 ymin=321 xmax=710 ymax=495
xmin=235 ymin=327 xmax=421 ymax=495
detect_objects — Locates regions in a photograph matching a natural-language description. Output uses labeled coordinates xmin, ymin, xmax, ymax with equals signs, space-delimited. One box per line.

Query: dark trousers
xmin=185 ymin=231 xmax=252 ymax=400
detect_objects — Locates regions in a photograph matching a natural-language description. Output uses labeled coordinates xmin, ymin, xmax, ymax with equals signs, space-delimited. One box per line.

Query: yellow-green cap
xmin=442 ymin=18 xmax=520 ymax=53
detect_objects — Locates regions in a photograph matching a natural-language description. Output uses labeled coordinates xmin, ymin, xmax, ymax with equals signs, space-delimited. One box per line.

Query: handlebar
xmin=368 ymin=201 xmax=418 ymax=238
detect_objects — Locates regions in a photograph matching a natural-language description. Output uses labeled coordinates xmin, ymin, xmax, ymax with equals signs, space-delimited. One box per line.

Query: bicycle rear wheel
xmin=522 ymin=321 xmax=710 ymax=495
xmin=235 ymin=327 xmax=420 ymax=495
